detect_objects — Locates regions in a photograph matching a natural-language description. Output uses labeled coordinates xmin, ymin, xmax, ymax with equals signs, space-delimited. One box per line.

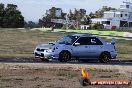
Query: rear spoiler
xmin=111 ymin=38 xmax=116 ymax=45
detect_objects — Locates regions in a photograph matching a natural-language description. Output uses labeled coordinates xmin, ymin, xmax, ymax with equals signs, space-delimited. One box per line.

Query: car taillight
xmin=114 ymin=45 xmax=116 ymax=51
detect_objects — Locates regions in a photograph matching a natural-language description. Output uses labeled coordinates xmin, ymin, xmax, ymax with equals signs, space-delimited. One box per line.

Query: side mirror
xmin=74 ymin=43 xmax=80 ymax=46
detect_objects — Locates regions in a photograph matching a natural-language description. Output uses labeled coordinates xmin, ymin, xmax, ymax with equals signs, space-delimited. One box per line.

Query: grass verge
xmin=0 ymin=28 xmax=131 ymax=59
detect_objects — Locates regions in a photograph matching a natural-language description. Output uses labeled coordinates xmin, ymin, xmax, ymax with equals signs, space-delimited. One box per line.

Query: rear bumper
xmin=110 ymin=51 xmax=117 ymax=59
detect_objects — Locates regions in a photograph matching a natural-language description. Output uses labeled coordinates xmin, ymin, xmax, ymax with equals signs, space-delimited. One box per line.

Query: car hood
xmin=36 ymin=44 xmax=54 ymax=49
xmin=36 ymin=43 xmax=65 ymax=49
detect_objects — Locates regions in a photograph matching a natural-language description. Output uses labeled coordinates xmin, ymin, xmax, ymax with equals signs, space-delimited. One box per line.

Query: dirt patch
xmin=0 ymin=63 xmax=131 ymax=88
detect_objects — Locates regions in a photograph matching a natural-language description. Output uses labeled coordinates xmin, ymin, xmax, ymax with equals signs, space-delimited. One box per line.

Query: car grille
xmin=35 ymin=52 xmax=40 ymax=56
xmin=41 ymin=53 xmax=44 ymax=57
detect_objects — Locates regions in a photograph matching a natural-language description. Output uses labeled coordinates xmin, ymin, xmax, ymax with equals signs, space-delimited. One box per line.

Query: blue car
xmin=33 ymin=34 xmax=117 ymax=63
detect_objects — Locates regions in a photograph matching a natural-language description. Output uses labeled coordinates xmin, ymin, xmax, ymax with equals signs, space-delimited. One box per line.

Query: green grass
xmin=88 ymin=28 xmax=132 ymax=33
xmin=0 ymin=28 xmax=131 ymax=59
xmin=31 ymin=28 xmax=52 ymax=31
xmin=0 ymin=28 xmax=63 ymax=58
xmin=59 ymin=29 xmax=124 ymax=37
xmin=31 ymin=28 xmax=132 ymax=33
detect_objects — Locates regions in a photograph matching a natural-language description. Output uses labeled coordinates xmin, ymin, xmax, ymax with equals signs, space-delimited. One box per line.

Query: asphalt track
xmin=0 ymin=58 xmax=131 ymax=76
xmin=0 ymin=57 xmax=131 ymax=66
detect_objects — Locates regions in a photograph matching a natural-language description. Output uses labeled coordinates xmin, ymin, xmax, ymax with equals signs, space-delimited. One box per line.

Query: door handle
xmin=100 ymin=46 xmax=103 ymax=48
xmin=85 ymin=46 xmax=88 ymax=48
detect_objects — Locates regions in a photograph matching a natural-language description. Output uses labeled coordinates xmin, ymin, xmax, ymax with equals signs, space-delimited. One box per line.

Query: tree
xmin=67 ymin=9 xmax=73 ymax=20
xmin=68 ymin=8 xmax=86 ymax=21
xmin=0 ymin=3 xmax=4 ymax=27
xmin=67 ymin=8 xmax=89 ymax=28
xmin=81 ymin=15 xmax=91 ymax=25
xmin=25 ymin=21 xmax=39 ymax=28
xmin=94 ymin=6 xmax=117 ymax=18
xmin=38 ymin=19 xmax=44 ymax=28
xmin=89 ymin=12 xmax=96 ymax=18
xmin=39 ymin=7 xmax=66 ymax=28
xmin=2 ymin=4 xmax=24 ymax=28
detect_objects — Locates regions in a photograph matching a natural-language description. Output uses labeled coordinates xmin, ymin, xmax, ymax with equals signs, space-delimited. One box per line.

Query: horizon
xmin=0 ymin=0 xmax=127 ymax=22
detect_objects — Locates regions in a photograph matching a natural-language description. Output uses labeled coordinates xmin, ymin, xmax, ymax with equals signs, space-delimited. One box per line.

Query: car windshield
xmin=56 ymin=36 xmax=79 ymax=45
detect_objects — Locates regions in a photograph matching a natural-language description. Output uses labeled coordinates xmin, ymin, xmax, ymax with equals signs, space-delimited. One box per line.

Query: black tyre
xmin=80 ymin=59 xmax=89 ymax=63
xmin=99 ymin=52 xmax=110 ymax=63
xmin=58 ymin=51 xmax=71 ymax=62
xmin=40 ymin=58 xmax=49 ymax=62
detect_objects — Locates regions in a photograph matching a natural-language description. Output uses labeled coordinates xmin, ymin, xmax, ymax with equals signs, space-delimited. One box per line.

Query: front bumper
xmin=33 ymin=52 xmax=41 ymax=58
xmin=40 ymin=51 xmax=58 ymax=60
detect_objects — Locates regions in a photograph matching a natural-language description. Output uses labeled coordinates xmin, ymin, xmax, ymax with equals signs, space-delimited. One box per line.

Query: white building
xmin=91 ymin=1 xmax=132 ymax=29
xmin=80 ymin=25 xmax=90 ymax=29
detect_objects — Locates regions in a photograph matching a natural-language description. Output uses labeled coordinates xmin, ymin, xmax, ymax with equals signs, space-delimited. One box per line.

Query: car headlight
xmin=45 ymin=48 xmax=52 ymax=53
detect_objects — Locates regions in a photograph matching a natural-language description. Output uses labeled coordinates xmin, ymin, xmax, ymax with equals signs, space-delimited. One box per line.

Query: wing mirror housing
xmin=74 ymin=42 xmax=80 ymax=46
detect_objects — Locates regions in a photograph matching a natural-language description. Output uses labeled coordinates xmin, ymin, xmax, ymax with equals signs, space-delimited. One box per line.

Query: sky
xmin=0 ymin=0 xmax=129 ymax=22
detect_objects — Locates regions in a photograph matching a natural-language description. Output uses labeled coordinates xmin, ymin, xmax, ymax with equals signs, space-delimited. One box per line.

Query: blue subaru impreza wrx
xmin=33 ymin=34 xmax=117 ymax=63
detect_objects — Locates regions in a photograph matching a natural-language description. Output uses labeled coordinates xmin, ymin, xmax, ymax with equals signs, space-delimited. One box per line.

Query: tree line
xmin=0 ymin=3 xmax=24 ymax=28
xmin=38 ymin=6 xmax=116 ymax=29
xmin=0 ymin=3 xmax=116 ymax=28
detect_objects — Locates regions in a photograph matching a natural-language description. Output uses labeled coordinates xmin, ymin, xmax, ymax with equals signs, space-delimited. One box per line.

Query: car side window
xmin=89 ymin=37 xmax=103 ymax=45
xmin=75 ymin=37 xmax=90 ymax=45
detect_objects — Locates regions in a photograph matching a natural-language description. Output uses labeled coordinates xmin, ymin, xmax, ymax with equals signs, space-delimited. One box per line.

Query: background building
xmin=91 ymin=1 xmax=132 ymax=29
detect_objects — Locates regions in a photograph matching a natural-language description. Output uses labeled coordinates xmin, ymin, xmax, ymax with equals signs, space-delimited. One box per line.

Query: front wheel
xmin=99 ymin=52 xmax=110 ymax=63
xmin=58 ymin=51 xmax=71 ymax=62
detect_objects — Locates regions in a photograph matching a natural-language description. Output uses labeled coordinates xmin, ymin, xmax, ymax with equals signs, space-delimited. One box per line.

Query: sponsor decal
xmin=79 ymin=68 xmax=131 ymax=86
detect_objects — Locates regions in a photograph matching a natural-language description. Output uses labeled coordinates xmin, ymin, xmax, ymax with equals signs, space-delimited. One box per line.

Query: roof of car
xmin=68 ymin=33 xmax=94 ymax=37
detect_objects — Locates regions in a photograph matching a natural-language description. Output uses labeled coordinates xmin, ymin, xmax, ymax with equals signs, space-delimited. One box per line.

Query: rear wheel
xmin=80 ymin=59 xmax=89 ymax=62
xmin=58 ymin=51 xmax=71 ymax=62
xmin=99 ymin=52 xmax=110 ymax=63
